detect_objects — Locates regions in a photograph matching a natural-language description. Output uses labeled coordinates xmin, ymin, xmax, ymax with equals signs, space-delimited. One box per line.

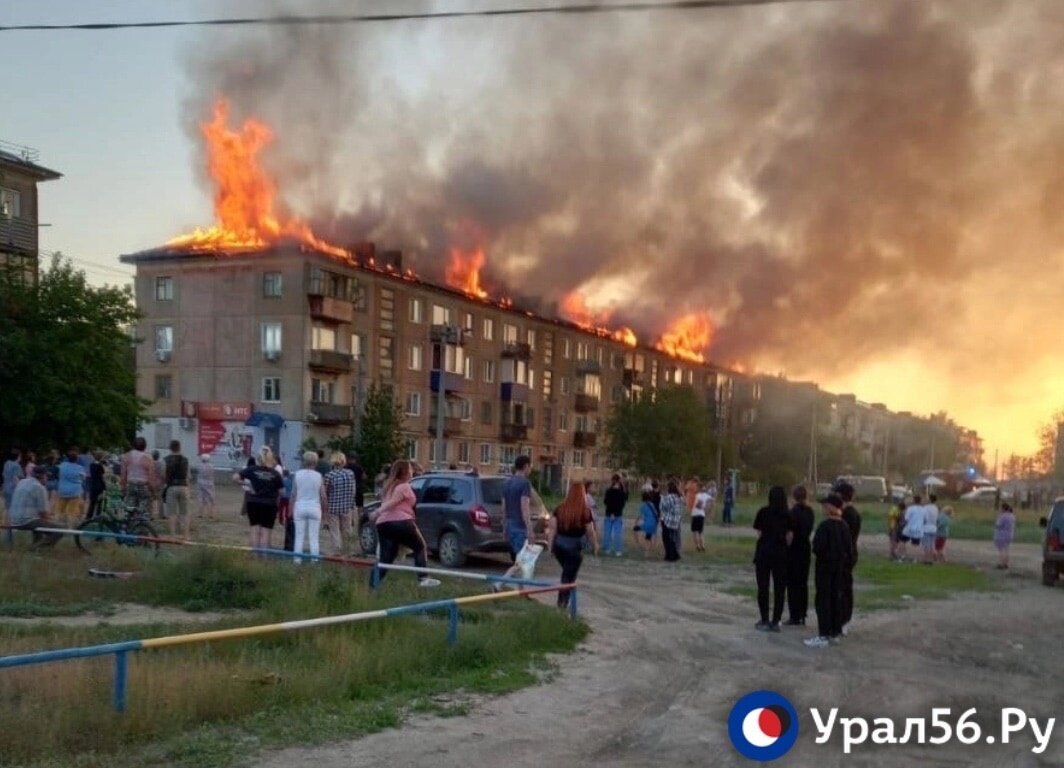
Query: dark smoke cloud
xmin=183 ymin=0 xmax=1064 ymax=390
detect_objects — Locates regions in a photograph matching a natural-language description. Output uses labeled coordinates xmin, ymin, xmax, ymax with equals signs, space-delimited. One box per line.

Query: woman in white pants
xmin=292 ymin=451 xmax=326 ymax=562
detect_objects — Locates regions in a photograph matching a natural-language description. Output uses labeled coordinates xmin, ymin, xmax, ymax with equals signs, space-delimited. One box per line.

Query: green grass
xmin=0 ymin=546 xmax=586 ymax=768
xmin=855 ymin=557 xmax=998 ymax=610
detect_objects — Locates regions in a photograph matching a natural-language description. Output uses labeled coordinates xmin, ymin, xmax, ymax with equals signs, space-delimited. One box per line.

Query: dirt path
xmin=0 ymin=603 xmax=243 ymax=628
xmin=256 ymin=531 xmax=1062 ymax=768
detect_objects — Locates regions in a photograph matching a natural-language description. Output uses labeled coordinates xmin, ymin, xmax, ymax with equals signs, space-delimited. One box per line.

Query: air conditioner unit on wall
xmin=156 ymin=350 xmax=171 ymax=363
xmin=179 ymin=417 xmax=194 ymax=430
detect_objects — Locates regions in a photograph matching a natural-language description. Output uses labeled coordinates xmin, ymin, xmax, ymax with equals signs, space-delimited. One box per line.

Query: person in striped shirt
xmin=324 ymin=453 xmax=355 ymax=555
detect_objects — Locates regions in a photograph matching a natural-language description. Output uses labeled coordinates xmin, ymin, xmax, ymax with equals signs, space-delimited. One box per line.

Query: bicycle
xmin=74 ymin=498 xmax=161 ymax=556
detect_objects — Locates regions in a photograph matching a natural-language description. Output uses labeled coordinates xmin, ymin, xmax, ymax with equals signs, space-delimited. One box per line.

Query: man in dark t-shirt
xmin=785 ymin=485 xmax=816 ymax=626
xmin=602 ymin=473 xmax=629 ymax=556
xmin=836 ymin=482 xmax=861 ymax=634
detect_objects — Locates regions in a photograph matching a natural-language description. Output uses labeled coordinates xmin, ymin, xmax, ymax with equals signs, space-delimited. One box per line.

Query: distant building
xmin=0 ymin=141 xmax=62 ymax=283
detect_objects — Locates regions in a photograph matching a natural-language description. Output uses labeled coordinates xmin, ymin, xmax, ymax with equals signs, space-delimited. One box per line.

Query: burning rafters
xmin=561 ymin=292 xmax=639 ymax=347
xmin=655 ymin=312 xmax=713 ymax=363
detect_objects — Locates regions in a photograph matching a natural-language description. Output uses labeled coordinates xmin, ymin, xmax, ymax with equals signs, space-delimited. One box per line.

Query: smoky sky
xmin=182 ymin=0 xmax=1064 ymax=386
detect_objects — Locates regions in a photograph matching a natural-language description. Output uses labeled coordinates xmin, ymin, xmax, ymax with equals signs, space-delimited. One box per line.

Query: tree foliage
xmin=349 ymin=383 xmax=406 ymax=480
xmin=0 ymin=255 xmax=148 ymax=451
xmin=605 ymin=385 xmax=716 ymax=478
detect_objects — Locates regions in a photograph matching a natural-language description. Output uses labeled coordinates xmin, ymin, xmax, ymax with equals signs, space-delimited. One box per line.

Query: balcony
xmin=500 ymin=382 xmax=530 ymax=403
xmin=575 ymin=359 xmax=601 ymax=375
xmin=574 ymin=393 xmax=600 ymax=413
xmin=574 ymin=431 xmax=597 ymax=449
xmin=500 ymin=422 xmax=529 ymax=443
xmin=501 ymin=342 xmax=532 ymax=360
xmin=308 ymin=402 xmax=353 ymax=425
xmin=0 ymin=218 xmax=38 ymax=254
xmin=426 ymin=416 xmax=464 ymax=436
xmin=308 ymin=295 xmax=354 ymax=324
xmin=308 ymin=349 xmax=354 ymax=372
xmin=430 ymin=370 xmax=467 ymax=394
xmin=622 ymin=369 xmax=644 ymax=386
xmin=430 ymin=325 xmax=466 ymax=345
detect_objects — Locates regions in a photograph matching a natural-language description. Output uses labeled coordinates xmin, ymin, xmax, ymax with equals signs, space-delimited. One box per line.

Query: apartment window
xmin=311 ymin=378 xmax=335 ymax=404
xmin=263 ymin=272 xmax=282 ymax=297
xmin=500 ymin=445 xmax=518 ymax=465
xmin=408 ymin=343 xmax=423 ymax=371
xmin=0 ymin=187 xmax=21 ymax=218
xmin=154 ymin=325 xmax=173 ymax=354
xmin=528 ymin=367 xmax=535 ymax=391
xmin=379 ymin=288 xmax=395 ymax=332
xmin=543 ymin=370 xmax=553 ymax=398
xmin=154 ymin=374 xmax=172 ymax=400
xmin=575 ymin=414 xmax=589 ymax=432
xmin=573 ymin=450 xmax=586 ymax=468
xmin=462 ymin=312 xmax=474 ymax=334
xmin=685 ymin=369 xmax=694 ymax=385
xmin=405 ymin=439 xmax=418 ymax=461
xmin=463 ymin=355 xmax=473 ymax=380
xmin=596 ymin=346 xmax=605 ymax=365
xmin=483 ymin=318 xmax=494 ymax=341
xmin=378 ymin=336 xmax=394 ymax=380
xmin=429 ymin=439 xmax=445 ymax=464
xmin=558 ymin=449 xmax=567 ymax=467
xmin=262 ymin=377 xmax=281 ymax=403
xmin=611 ymin=384 xmax=625 ymax=404
xmin=559 ymin=409 xmax=569 ymax=431
xmin=432 ymin=304 xmax=453 ymax=326
xmin=352 ymin=283 xmax=367 ymax=311
xmin=407 ymin=298 xmax=423 ymax=324
xmin=351 ymin=333 xmax=365 ymax=360
xmin=481 ymin=401 xmax=493 ymax=425
xmin=458 ymin=441 xmax=471 ymax=465
xmin=561 ymin=337 xmax=571 ymax=359
xmin=405 ymin=392 xmax=422 ymax=416
xmin=432 ymin=343 xmax=466 ymax=375
xmin=543 ymin=407 xmax=553 ymax=436
xmin=612 ymin=353 xmax=623 ymax=370
xmin=579 ymin=374 xmax=602 ymax=398
xmin=459 ymin=398 xmax=473 ymax=421
xmin=483 ymin=360 xmax=496 ymax=384
xmin=527 ymin=329 xmax=537 ymax=350
xmin=560 ymin=376 xmax=569 ymax=396
xmin=311 ymin=324 xmax=337 ymax=351
xmin=261 ymin=322 xmax=282 ymax=354
xmin=576 ymin=341 xmax=589 ymax=361
xmin=479 ymin=443 xmax=494 ymax=466
xmin=543 ymin=332 xmax=554 ymax=365
xmin=503 ymin=323 xmax=518 ymax=344
xmin=155 ymin=276 xmax=174 ymax=301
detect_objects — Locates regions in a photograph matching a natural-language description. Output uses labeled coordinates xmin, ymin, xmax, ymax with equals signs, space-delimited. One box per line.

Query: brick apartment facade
xmin=120 ymin=245 xmax=741 ymax=482
xmin=0 ymin=143 xmax=62 ymax=283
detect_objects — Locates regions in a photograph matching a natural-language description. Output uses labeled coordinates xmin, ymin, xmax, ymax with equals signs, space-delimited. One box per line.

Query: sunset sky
xmin=5 ymin=0 xmax=1064 ymax=463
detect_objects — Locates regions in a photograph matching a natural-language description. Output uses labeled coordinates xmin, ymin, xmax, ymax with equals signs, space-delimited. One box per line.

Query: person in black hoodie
xmin=836 ymin=482 xmax=862 ymax=634
xmin=753 ymin=485 xmax=793 ymax=632
xmin=784 ymin=485 xmax=815 ymax=626
xmin=805 ymin=492 xmax=853 ymax=648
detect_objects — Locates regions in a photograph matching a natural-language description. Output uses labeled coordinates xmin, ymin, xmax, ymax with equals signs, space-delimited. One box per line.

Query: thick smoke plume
xmin=183 ymin=0 xmax=1064 ymax=450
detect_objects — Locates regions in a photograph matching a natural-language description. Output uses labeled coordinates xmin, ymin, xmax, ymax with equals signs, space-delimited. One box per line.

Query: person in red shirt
xmin=372 ymin=460 xmax=439 ymax=588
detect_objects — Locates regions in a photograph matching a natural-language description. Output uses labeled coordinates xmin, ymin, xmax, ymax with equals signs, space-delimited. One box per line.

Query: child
xmin=639 ymin=490 xmax=659 ymax=556
xmin=935 ymin=506 xmax=953 ymax=562
xmin=994 ymin=503 xmax=1015 ymax=570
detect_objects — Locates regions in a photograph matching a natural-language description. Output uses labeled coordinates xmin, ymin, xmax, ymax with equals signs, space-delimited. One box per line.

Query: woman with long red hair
xmin=547 ymin=480 xmax=599 ymax=609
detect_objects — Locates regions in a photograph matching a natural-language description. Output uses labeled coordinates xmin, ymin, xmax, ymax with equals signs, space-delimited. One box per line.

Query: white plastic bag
xmin=515 ymin=542 xmax=544 ymax=581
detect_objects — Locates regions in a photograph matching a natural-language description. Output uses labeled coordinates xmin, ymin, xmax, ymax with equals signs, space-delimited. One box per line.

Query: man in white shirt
xmin=903 ymin=496 xmax=926 ymax=561
xmin=921 ymin=494 xmax=940 ymax=564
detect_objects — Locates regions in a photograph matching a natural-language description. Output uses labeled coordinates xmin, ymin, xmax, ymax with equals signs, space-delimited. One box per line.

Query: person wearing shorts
xmin=934 ymin=506 xmax=953 ymax=562
xmin=55 ymin=449 xmax=87 ymax=528
xmin=234 ymin=459 xmax=284 ymax=549
xmin=691 ymin=485 xmax=709 ymax=552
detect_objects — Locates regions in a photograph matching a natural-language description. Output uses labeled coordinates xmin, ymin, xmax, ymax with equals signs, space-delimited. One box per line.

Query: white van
xmin=836 ymin=475 xmax=888 ymax=502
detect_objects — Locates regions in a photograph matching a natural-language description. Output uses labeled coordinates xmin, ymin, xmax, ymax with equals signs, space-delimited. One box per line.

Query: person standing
xmin=887 ymin=501 xmax=906 ymax=561
xmin=2 ymin=448 xmax=23 ymax=516
xmin=43 ymin=449 xmax=61 ymax=514
xmin=234 ymin=453 xmax=284 ymax=550
xmin=195 ymin=454 xmax=216 ymax=520
xmin=722 ymin=478 xmax=735 ymax=527
xmin=602 ymin=473 xmax=628 ymax=557
xmin=504 ymin=456 xmax=535 ymax=561
xmin=994 ymin=502 xmax=1016 ymax=570
xmin=638 ymin=487 xmax=659 ymax=556
xmin=86 ymin=451 xmax=107 ymax=519
xmin=935 ymin=506 xmax=953 ymax=563
xmin=55 ymin=448 xmax=87 ymax=528
xmin=836 ymin=482 xmax=861 ymax=634
xmin=121 ymin=437 xmax=156 ymax=518
xmin=372 ymin=459 xmax=439 ymax=587
xmin=691 ymin=484 xmax=710 ymax=552
xmin=921 ymin=494 xmax=940 ymax=565
xmin=547 ymin=481 xmax=598 ymax=609
xmin=659 ymin=481 xmax=684 ymax=562
xmin=289 ymin=451 xmax=326 ymax=562
xmin=324 ymin=453 xmax=355 ymax=555
xmin=753 ymin=485 xmax=793 ymax=632
xmin=805 ymin=492 xmax=854 ymax=648
xmin=163 ymin=440 xmax=192 ymax=540
xmin=902 ymin=495 xmax=926 ymax=560
xmin=150 ymin=450 xmax=167 ymax=519
xmin=785 ymin=485 xmax=815 ymax=626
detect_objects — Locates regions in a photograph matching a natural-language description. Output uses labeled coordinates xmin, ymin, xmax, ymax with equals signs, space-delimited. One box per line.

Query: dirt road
xmin=255 ymin=531 xmax=1063 ymax=768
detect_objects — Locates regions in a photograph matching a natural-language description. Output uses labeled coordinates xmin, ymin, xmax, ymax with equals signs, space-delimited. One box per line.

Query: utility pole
xmin=352 ymin=353 xmax=366 ymax=444
xmin=434 ymin=324 xmax=460 ymax=470
xmin=807 ymin=404 xmax=817 ymax=487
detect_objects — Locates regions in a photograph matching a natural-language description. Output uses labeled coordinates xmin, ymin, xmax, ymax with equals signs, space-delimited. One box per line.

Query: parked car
xmin=890 ymin=485 xmax=912 ymax=504
xmin=358 ymin=472 xmax=548 ymax=568
xmin=1039 ymin=498 xmax=1064 ymax=587
xmin=960 ymin=486 xmax=999 ymax=504
xmin=835 ymin=475 xmax=888 ymax=502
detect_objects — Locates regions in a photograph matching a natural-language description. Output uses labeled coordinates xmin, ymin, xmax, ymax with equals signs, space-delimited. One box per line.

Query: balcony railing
xmin=574 ymin=393 xmax=600 ymax=413
xmin=500 ymin=382 xmax=530 ymax=402
xmin=500 ymin=423 xmax=529 ymax=443
xmin=575 ymin=359 xmax=601 ymax=375
xmin=430 ymin=370 xmax=467 ymax=394
xmin=308 ymin=402 xmax=353 ymax=425
xmin=427 ymin=416 xmax=464 ymax=436
xmin=308 ymin=349 xmax=354 ymax=372
xmin=574 ymin=431 xmax=597 ymax=449
xmin=430 ymin=325 xmax=465 ymax=345
xmin=307 ymin=295 xmax=354 ymax=324
xmin=0 ymin=218 xmax=37 ymax=254
xmin=622 ymin=368 xmax=644 ymax=386
xmin=501 ymin=342 xmax=532 ymax=360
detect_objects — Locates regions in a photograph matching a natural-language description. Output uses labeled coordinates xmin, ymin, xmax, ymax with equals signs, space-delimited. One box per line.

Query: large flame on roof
xmin=445 ymin=244 xmax=489 ymax=299
xmin=167 ymin=98 xmax=348 ymax=259
xmin=561 ymin=292 xmax=638 ymax=347
xmin=656 ymin=312 xmax=713 ymax=363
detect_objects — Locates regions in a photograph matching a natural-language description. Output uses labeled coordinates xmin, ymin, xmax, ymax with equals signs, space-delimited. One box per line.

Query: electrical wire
xmin=0 ymin=0 xmax=846 ymax=32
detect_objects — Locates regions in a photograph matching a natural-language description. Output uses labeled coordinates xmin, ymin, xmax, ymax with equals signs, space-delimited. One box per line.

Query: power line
xmin=0 ymin=0 xmax=844 ymax=32
xmin=41 ymin=250 xmax=133 ymax=278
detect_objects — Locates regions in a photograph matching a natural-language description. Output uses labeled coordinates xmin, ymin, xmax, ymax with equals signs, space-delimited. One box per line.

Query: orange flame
xmin=561 ymin=291 xmax=639 ymax=347
xmin=167 ymin=98 xmax=348 ymax=259
xmin=656 ymin=312 xmax=713 ymax=363
xmin=445 ymin=244 xmax=489 ymax=299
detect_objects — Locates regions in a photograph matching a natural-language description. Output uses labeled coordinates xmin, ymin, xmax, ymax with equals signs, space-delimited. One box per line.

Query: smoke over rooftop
xmin=181 ymin=0 xmax=1064 ymax=453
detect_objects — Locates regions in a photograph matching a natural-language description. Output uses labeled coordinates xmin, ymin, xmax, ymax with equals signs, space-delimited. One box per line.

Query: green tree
xmin=605 ymin=385 xmax=715 ymax=478
xmin=347 ymin=383 xmax=405 ymax=480
xmin=0 ymin=255 xmax=148 ymax=450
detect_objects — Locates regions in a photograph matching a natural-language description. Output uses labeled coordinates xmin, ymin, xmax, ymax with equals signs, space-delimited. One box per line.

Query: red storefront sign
xmin=194 ymin=402 xmax=254 ymax=421
xmin=198 ymin=420 xmax=227 ymax=457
